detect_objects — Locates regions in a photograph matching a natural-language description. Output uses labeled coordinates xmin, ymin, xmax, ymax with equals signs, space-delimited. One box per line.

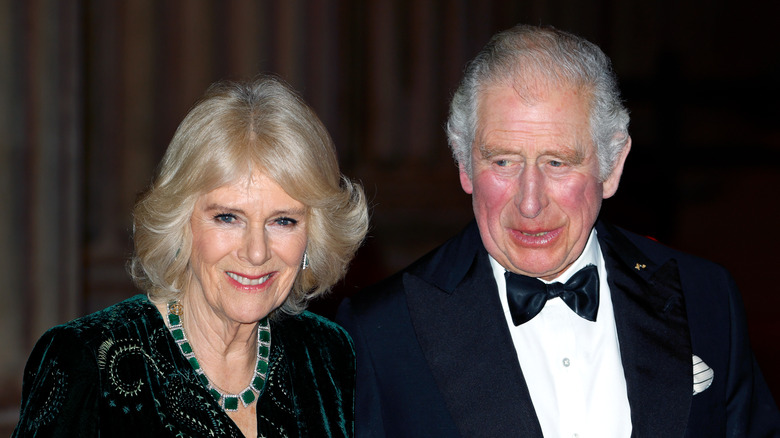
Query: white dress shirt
xmin=491 ymin=229 xmax=632 ymax=437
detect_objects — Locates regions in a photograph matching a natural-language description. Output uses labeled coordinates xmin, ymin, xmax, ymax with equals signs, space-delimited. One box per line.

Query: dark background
xmin=2 ymin=0 xmax=779 ymax=433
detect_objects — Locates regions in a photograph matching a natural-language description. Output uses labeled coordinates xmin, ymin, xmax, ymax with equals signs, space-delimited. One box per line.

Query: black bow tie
xmin=504 ymin=264 xmax=600 ymax=326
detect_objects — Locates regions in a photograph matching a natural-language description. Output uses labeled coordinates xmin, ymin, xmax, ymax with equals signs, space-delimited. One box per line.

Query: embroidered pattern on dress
xmin=258 ymin=413 xmax=290 ymax=438
xmin=97 ymin=328 xmax=237 ymax=436
xmin=98 ymin=337 xmax=165 ymax=398
xmin=266 ymin=351 xmax=293 ymax=416
xmin=256 ymin=341 xmax=296 ymax=436
xmin=22 ymin=360 xmax=68 ymax=433
xmin=162 ymin=373 xmax=240 ymax=437
xmin=17 ymin=299 xmax=346 ymax=436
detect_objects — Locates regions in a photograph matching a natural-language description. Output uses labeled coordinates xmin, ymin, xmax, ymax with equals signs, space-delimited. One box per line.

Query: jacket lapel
xmin=404 ymin=223 xmax=544 ymax=437
xmin=402 ymin=221 xmax=693 ymax=436
xmin=597 ymin=222 xmax=692 ymax=437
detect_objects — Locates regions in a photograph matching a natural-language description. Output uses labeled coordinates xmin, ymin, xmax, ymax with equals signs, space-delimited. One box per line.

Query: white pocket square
xmin=692 ymin=354 xmax=714 ymax=395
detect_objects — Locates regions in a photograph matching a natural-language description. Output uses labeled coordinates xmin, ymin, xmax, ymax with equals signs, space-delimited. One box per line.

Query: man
xmin=337 ymin=25 xmax=780 ymax=437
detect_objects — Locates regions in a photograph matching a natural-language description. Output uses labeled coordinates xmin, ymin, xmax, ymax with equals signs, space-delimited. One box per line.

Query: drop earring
xmin=301 ymin=251 xmax=310 ymax=270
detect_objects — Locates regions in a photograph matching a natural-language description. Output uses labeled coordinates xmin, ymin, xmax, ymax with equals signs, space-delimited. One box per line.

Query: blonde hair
xmin=129 ymin=76 xmax=368 ymax=316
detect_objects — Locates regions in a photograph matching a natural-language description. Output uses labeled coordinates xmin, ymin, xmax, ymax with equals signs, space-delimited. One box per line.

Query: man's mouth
xmin=512 ymin=227 xmax=562 ymax=246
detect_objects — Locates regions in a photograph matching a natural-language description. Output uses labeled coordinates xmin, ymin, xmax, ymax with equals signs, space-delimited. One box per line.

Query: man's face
xmin=460 ymin=85 xmax=629 ymax=281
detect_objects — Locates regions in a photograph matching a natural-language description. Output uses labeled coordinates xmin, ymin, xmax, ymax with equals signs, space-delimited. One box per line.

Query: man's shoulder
xmin=350 ymin=221 xmax=482 ymax=307
xmin=343 ymin=259 xmax=421 ymax=319
xmin=599 ymin=221 xmax=728 ymax=275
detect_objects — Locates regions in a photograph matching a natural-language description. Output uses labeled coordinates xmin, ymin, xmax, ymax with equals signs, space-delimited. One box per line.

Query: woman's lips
xmin=226 ymin=271 xmax=273 ymax=287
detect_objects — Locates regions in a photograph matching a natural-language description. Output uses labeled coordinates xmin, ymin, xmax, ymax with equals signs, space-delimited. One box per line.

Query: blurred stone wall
xmin=2 ymin=0 xmax=779 ymax=433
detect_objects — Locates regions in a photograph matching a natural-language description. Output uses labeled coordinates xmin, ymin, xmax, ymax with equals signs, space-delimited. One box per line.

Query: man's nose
xmin=516 ymin=166 xmax=546 ymax=219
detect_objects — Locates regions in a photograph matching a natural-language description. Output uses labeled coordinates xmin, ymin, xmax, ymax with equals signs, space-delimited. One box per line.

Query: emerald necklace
xmin=166 ymin=300 xmax=271 ymax=412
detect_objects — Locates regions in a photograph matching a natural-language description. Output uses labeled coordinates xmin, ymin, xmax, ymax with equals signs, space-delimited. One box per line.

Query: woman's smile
xmin=225 ymin=271 xmax=273 ymax=288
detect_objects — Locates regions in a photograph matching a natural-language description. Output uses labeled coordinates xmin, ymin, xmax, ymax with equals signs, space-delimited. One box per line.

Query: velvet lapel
xmin=596 ymin=222 xmax=692 ymax=437
xmin=404 ymin=223 xmax=544 ymax=437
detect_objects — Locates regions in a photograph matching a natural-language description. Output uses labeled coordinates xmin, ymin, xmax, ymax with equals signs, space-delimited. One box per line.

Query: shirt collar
xmin=489 ymin=228 xmax=601 ymax=284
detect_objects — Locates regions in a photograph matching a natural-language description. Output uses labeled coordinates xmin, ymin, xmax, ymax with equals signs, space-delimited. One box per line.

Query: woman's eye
xmin=275 ymin=217 xmax=298 ymax=227
xmin=215 ymin=213 xmax=237 ymax=224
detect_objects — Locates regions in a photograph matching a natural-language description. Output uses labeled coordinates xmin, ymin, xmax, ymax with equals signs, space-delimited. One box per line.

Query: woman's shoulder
xmin=273 ymin=310 xmax=352 ymax=337
xmin=22 ymin=294 xmax=163 ymax=383
xmin=45 ymin=294 xmax=160 ymax=344
xmin=22 ymin=294 xmax=169 ymax=400
xmin=271 ymin=311 xmax=354 ymax=353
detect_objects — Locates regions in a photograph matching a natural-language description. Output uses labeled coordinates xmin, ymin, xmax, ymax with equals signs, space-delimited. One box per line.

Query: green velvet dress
xmin=13 ymin=295 xmax=355 ymax=437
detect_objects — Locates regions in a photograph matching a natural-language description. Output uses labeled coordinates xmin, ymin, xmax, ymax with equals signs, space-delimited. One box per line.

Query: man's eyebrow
xmin=547 ymin=143 xmax=587 ymax=164
xmin=477 ymin=143 xmax=514 ymax=160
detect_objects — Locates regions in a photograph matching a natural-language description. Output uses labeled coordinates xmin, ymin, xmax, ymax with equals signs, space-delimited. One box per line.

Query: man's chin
xmin=504 ymin=255 xmax=570 ymax=280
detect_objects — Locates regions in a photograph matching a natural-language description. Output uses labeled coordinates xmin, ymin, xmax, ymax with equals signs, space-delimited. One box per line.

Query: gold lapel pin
xmin=634 ymin=263 xmax=647 ymax=271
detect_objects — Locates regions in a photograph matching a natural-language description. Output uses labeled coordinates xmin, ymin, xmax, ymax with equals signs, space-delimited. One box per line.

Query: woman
xmin=14 ymin=76 xmax=368 ymax=437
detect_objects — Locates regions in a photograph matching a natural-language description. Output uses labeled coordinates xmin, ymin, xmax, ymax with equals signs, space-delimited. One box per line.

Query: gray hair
xmin=446 ymin=24 xmax=630 ymax=181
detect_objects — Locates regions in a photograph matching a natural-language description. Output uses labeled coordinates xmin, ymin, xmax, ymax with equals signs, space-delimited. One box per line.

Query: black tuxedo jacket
xmin=337 ymin=220 xmax=780 ymax=437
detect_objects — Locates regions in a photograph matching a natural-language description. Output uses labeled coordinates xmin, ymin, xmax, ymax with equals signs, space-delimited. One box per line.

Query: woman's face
xmin=187 ymin=170 xmax=308 ymax=325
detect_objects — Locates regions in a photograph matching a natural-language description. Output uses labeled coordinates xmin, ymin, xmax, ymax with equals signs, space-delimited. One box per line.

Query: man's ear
xmin=602 ymin=136 xmax=631 ymax=199
xmin=459 ymin=161 xmax=474 ymax=194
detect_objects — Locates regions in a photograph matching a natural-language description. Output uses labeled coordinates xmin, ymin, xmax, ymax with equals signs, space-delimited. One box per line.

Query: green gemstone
xmin=188 ymin=356 xmax=200 ymax=370
xmin=257 ymin=360 xmax=268 ymax=374
xmin=259 ymin=330 xmax=271 ymax=342
xmin=180 ymin=343 xmax=192 ymax=355
xmin=171 ymin=328 xmax=185 ymax=341
xmin=259 ymin=345 xmax=269 ymax=357
xmin=224 ymin=396 xmax=239 ymax=411
xmin=209 ymin=388 xmax=221 ymax=402
xmin=168 ymin=314 xmax=180 ymax=326
xmin=252 ymin=375 xmax=265 ymax=391
xmin=198 ymin=373 xmax=209 ymax=387
xmin=241 ymin=389 xmax=256 ymax=405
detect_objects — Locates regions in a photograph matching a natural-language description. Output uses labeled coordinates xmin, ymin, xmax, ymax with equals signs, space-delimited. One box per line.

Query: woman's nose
xmin=241 ymin=225 xmax=270 ymax=265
